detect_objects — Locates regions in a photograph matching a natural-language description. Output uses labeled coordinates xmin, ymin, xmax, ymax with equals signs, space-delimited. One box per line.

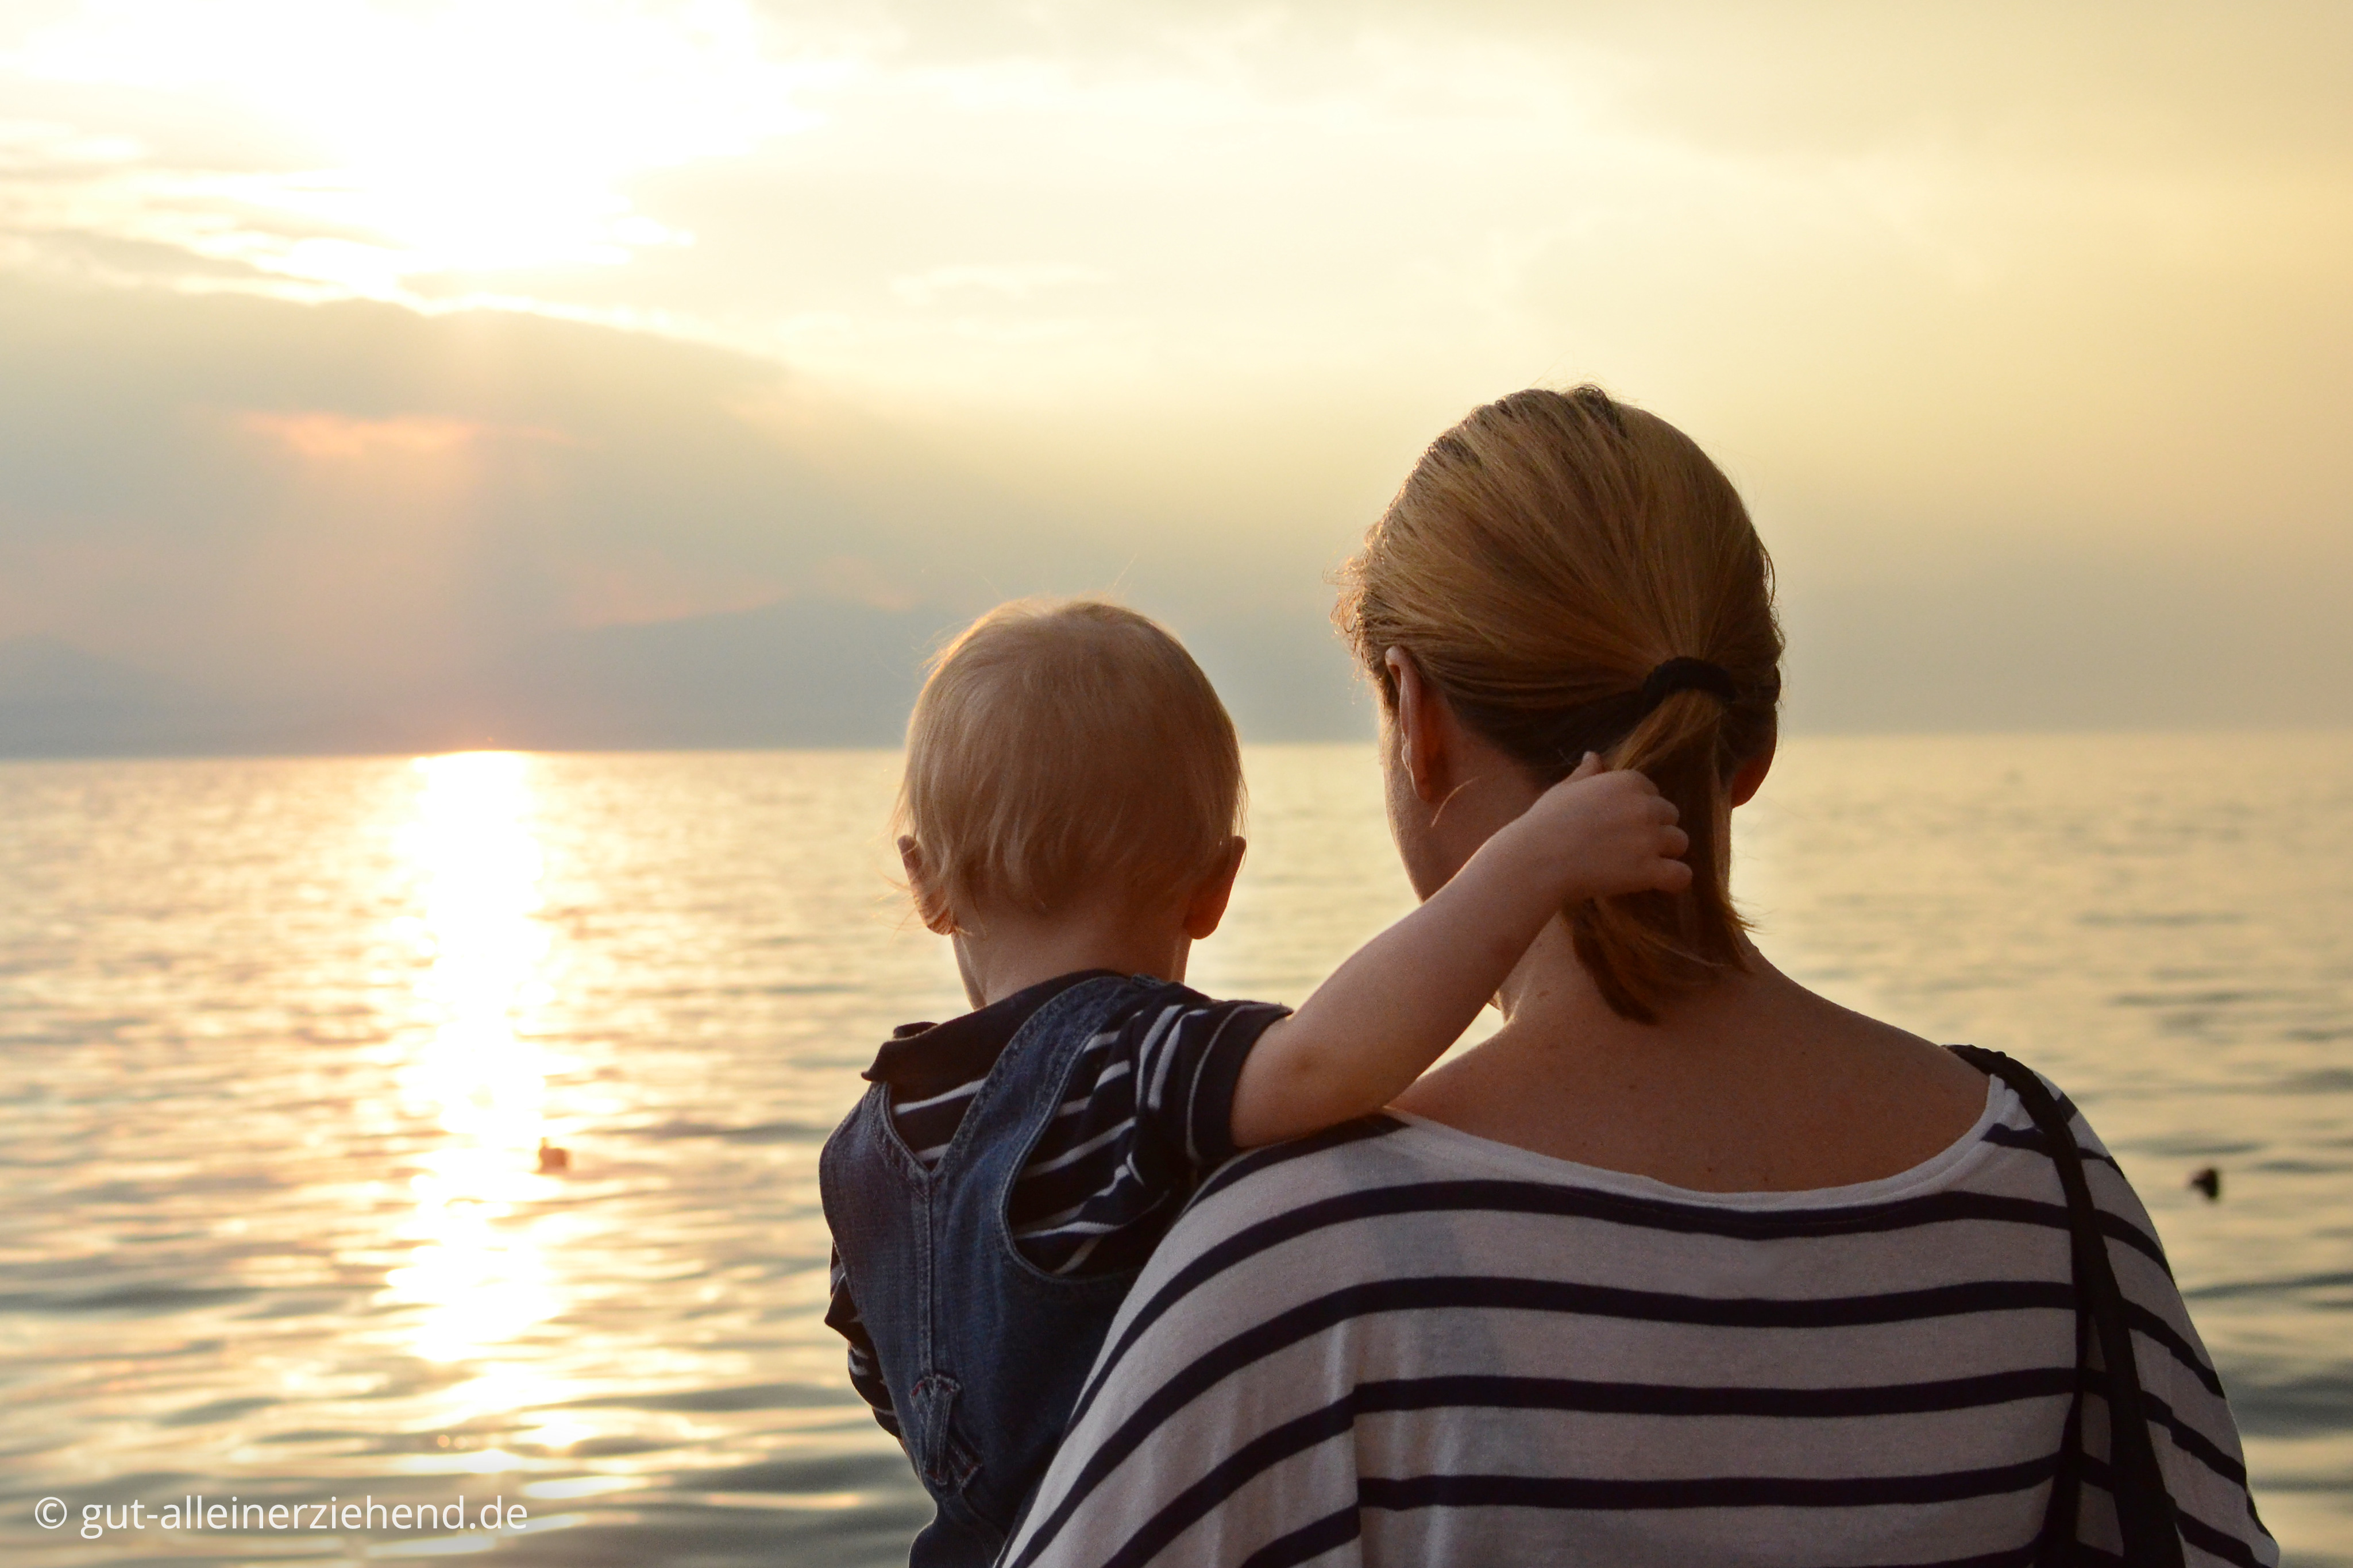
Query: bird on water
xmin=2189 ymin=1166 xmax=2221 ymax=1201
xmin=537 ymin=1137 xmax=571 ymax=1174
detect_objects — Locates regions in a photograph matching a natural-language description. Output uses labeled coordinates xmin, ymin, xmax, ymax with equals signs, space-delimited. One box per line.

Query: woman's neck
xmin=1392 ymin=921 xmax=1989 ymax=1192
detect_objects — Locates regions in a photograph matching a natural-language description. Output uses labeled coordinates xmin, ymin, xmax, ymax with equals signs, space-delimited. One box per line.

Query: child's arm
xmin=1227 ymin=758 xmax=1690 ymax=1148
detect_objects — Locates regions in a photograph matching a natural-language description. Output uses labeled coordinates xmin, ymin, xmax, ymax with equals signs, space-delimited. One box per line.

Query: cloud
xmin=1 ymin=3 xmax=2348 ymax=750
xmin=236 ymin=411 xmax=544 ymax=460
xmin=0 ymin=272 xmax=1374 ymax=750
xmin=0 ymin=278 xmax=862 ymax=680
xmin=889 ymin=263 xmax=1102 ymax=308
xmin=0 ymin=0 xmax=825 ymax=304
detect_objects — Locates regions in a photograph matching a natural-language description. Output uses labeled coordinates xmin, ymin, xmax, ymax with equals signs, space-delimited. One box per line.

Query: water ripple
xmin=1 ymin=737 xmax=2347 ymax=1565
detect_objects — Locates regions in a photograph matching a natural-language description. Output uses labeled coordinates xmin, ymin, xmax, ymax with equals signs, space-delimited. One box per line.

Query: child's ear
xmin=1181 ymin=836 xmax=1247 ymax=941
xmin=899 ymin=835 xmax=958 ymax=936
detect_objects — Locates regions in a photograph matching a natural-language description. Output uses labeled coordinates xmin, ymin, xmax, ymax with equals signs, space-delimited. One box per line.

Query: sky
xmin=1 ymin=0 xmax=2349 ymax=751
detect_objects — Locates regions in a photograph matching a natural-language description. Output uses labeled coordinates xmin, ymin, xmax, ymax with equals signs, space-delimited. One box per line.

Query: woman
xmin=1001 ymin=389 xmax=2275 ymax=1566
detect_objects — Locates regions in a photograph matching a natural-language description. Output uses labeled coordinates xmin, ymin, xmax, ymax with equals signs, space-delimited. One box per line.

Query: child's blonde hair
xmin=897 ymin=599 xmax=1244 ymax=933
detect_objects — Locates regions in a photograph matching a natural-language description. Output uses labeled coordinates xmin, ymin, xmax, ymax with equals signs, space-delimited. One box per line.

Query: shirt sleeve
xmin=1127 ymin=990 xmax=1292 ymax=1172
xmin=1007 ymin=988 xmax=1288 ymax=1277
xmin=823 ymin=1247 xmax=901 ymax=1441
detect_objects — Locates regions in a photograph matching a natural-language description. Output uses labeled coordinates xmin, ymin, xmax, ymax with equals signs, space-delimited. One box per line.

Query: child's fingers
xmin=1568 ymin=751 xmax=1604 ymax=781
xmin=1613 ymin=771 xmax=1672 ymax=812
xmin=1600 ymin=763 xmax=1655 ymax=793
xmin=1653 ymin=858 xmax=1695 ymax=893
xmin=1597 ymin=782 xmax=1675 ymax=826
xmin=1661 ymin=825 xmax=1690 ymax=858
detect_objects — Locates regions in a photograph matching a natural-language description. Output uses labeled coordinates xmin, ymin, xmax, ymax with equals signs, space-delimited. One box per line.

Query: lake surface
xmin=2 ymin=736 xmax=2348 ymax=1565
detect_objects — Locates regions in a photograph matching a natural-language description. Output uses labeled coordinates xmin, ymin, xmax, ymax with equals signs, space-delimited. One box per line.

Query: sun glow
xmin=385 ymin=751 xmax=564 ymax=1365
xmin=8 ymin=0 xmax=824 ymax=298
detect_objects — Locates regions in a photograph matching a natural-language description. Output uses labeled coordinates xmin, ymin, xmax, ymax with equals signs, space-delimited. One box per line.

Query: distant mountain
xmin=472 ymin=597 xmax=963 ymax=750
xmin=0 ymin=603 xmax=961 ymax=758
xmin=0 ymin=638 xmax=211 ymax=757
xmin=0 ymin=600 xmax=1370 ymax=759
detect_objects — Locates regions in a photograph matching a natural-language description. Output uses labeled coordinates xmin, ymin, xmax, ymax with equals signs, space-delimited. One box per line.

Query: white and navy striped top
xmin=1005 ymin=1075 xmax=2278 ymax=1568
xmin=824 ymin=971 xmax=1288 ymax=1437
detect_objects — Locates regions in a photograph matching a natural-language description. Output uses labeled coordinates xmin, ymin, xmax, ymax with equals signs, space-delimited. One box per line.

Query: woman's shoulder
xmin=1177 ymin=1070 xmax=2025 ymax=1226
xmin=1388 ymin=994 xmax=1996 ymax=1191
xmin=1140 ymin=1068 xmax=2186 ymax=1335
xmin=1010 ymin=1068 xmax=2270 ymax=1568
xmin=1128 ymin=1082 xmax=2038 ymax=1322
xmin=1171 ymin=1064 xmax=2194 ymax=1362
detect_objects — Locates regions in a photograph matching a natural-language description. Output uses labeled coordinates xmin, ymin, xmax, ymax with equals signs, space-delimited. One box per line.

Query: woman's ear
xmin=1727 ymin=729 xmax=1777 ymax=809
xmin=1383 ymin=647 xmax=1449 ymax=804
xmin=898 ymin=835 xmax=958 ymax=936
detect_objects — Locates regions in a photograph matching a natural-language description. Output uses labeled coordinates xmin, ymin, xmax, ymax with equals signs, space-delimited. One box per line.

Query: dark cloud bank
xmin=0 ymin=276 xmax=1367 ymax=755
xmin=1 ymin=276 xmax=2344 ymax=759
xmin=0 ymin=601 xmax=1364 ymax=756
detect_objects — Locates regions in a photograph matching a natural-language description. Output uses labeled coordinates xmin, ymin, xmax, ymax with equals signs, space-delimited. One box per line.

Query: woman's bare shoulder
xmin=1808 ymin=997 xmax=1992 ymax=1111
xmin=1394 ymin=982 xmax=1994 ymax=1192
xmin=1642 ymin=986 xmax=1996 ymax=1189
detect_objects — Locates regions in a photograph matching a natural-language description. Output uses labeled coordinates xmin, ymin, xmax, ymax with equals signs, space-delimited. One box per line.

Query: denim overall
xmin=819 ymin=975 xmax=1144 ymax=1567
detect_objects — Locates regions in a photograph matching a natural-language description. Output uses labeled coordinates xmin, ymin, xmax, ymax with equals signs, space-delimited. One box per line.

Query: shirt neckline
xmin=863 ymin=969 xmax=1128 ymax=1092
xmin=1384 ymin=1074 xmax=2013 ymax=1211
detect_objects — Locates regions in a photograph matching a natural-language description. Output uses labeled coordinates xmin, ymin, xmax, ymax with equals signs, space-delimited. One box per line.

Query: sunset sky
xmin=2 ymin=1 xmax=2348 ymax=747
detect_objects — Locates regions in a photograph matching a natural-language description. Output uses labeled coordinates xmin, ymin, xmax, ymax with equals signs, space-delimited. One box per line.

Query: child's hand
xmin=1233 ymin=754 xmax=1688 ymax=1148
xmin=1513 ymin=752 xmax=1692 ymax=899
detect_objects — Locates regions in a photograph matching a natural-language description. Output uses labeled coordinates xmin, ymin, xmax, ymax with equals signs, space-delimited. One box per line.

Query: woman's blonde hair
xmin=1336 ymin=387 xmax=1783 ymax=1022
xmin=897 ymin=598 xmax=1243 ymax=933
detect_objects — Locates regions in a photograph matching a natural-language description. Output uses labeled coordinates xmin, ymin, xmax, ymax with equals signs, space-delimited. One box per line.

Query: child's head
xmin=896 ymin=599 xmax=1244 ymax=935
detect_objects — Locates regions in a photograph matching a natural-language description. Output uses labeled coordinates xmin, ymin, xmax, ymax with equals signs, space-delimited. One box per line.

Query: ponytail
xmin=1337 ymin=386 xmax=1782 ymax=1022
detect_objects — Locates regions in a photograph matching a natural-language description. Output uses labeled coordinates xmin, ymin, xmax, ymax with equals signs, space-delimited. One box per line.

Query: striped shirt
xmin=824 ymin=971 xmax=1289 ymax=1438
xmin=1006 ymin=1075 xmax=2278 ymax=1568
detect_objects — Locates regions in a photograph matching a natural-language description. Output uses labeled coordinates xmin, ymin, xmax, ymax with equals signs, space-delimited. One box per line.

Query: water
xmin=1 ymin=736 xmax=2346 ymax=1565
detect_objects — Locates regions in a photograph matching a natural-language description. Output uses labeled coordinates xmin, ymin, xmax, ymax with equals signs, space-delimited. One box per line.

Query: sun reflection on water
xmin=384 ymin=752 xmax=564 ymax=1367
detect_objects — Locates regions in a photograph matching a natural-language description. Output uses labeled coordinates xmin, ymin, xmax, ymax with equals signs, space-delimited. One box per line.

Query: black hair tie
xmin=1640 ymin=657 xmax=1739 ymax=708
xmin=1448 ymin=655 xmax=1765 ymax=782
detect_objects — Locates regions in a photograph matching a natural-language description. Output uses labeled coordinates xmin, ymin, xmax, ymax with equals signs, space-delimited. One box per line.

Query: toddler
xmin=820 ymin=600 xmax=1687 ymax=1566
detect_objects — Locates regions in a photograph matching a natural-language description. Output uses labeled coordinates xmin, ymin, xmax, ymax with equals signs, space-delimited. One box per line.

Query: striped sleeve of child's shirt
xmin=997 ymin=985 xmax=1290 ymax=1277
